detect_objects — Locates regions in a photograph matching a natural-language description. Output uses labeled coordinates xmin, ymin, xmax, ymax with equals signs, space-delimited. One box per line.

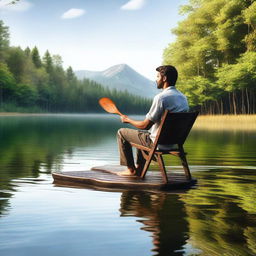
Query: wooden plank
xmin=52 ymin=165 xmax=197 ymax=191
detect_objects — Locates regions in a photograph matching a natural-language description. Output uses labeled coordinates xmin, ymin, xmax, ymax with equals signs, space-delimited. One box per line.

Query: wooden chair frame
xmin=130 ymin=111 xmax=199 ymax=183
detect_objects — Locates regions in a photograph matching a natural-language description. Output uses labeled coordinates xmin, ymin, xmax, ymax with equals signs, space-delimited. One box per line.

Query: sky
xmin=0 ymin=0 xmax=187 ymax=80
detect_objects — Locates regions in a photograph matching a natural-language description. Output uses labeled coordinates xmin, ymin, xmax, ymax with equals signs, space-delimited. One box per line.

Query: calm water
xmin=0 ymin=114 xmax=255 ymax=256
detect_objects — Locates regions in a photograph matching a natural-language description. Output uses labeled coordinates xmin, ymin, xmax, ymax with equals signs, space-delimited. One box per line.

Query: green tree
xmin=14 ymin=83 xmax=38 ymax=107
xmin=6 ymin=47 xmax=26 ymax=83
xmin=0 ymin=62 xmax=15 ymax=106
xmin=163 ymin=0 xmax=256 ymax=114
xmin=216 ymin=52 xmax=256 ymax=114
xmin=42 ymin=50 xmax=53 ymax=74
xmin=52 ymin=54 xmax=63 ymax=67
xmin=66 ymin=66 xmax=75 ymax=81
xmin=242 ymin=1 xmax=256 ymax=51
xmin=31 ymin=46 xmax=42 ymax=68
xmin=0 ymin=20 xmax=10 ymax=62
xmin=24 ymin=47 xmax=31 ymax=57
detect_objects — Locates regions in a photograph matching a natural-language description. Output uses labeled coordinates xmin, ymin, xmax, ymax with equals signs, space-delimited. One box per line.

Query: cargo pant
xmin=117 ymin=128 xmax=153 ymax=169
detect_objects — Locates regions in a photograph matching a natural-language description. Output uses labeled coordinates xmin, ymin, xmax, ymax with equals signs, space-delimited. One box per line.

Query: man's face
xmin=156 ymin=72 xmax=164 ymax=89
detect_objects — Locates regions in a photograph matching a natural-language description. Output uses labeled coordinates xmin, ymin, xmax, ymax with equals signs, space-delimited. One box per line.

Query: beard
xmin=156 ymin=80 xmax=164 ymax=89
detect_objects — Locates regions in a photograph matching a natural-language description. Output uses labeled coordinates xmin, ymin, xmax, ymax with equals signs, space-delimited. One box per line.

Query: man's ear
xmin=163 ymin=75 xmax=167 ymax=82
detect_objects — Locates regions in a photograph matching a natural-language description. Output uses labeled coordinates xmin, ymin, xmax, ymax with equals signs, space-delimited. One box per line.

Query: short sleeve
xmin=146 ymin=95 xmax=164 ymax=123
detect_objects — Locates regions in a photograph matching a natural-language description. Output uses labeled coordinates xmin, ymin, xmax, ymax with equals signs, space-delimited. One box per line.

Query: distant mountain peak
xmin=102 ymin=63 xmax=130 ymax=77
xmin=75 ymin=64 xmax=158 ymax=98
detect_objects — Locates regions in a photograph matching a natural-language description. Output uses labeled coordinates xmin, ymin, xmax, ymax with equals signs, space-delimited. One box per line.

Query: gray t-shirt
xmin=146 ymin=86 xmax=189 ymax=146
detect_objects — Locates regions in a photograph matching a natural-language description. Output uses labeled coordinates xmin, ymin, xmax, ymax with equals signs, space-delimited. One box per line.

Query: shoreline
xmin=1 ymin=112 xmax=255 ymax=130
xmin=1 ymin=112 xmax=256 ymax=117
xmin=0 ymin=112 xmax=102 ymax=116
xmin=0 ymin=112 xmax=46 ymax=116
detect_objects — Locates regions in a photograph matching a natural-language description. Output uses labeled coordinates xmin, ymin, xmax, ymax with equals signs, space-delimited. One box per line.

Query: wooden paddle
xmin=98 ymin=97 xmax=123 ymax=116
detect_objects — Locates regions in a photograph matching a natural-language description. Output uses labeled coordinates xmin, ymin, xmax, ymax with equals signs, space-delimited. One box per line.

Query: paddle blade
xmin=98 ymin=97 xmax=122 ymax=115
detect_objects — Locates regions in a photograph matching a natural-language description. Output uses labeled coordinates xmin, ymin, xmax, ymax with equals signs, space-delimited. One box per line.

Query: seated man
xmin=117 ymin=65 xmax=189 ymax=176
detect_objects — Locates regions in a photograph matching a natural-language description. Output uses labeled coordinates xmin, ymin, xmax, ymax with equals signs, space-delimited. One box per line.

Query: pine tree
xmin=43 ymin=50 xmax=53 ymax=74
xmin=6 ymin=47 xmax=26 ymax=83
xmin=0 ymin=20 xmax=10 ymax=62
xmin=66 ymin=66 xmax=75 ymax=83
xmin=24 ymin=47 xmax=31 ymax=57
xmin=31 ymin=46 xmax=42 ymax=68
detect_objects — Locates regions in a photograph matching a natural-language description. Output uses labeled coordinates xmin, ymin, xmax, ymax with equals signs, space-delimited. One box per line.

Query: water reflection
xmin=165 ymin=129 xmax=256 ymax=167
xmin=0 ymin=114 xmax=122 ymax=216
xmin=0 ymin=114 xmax=256 ymax=256
xmin=118 ymin=172 xmax=256 ymax=256
xmin=180 ymin=168 xmax=256 ymax=256
xmin=119 ymin=191 xmax=188 ymax=256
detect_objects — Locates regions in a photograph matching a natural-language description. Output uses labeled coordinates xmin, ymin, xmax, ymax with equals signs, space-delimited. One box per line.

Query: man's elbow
xmin=143 ymin=125 xmax=151 ymax=130
xmin=143 ymin=120 xmax=153 ymax=130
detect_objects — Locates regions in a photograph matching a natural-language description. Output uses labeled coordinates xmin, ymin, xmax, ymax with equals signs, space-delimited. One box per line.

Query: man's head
xmin=156 ymin=65 xmax=178 ymax=89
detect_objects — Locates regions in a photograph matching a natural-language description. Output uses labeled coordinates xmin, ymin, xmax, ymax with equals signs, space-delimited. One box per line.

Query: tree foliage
xmin=0 ymin=62 xmax=15 ymax=105
xmin=31 ymin=47 xmax=42 ymax=68
xmin=163 ymin=0 xmax=256 ymax=114
xmin=0 ymin=20 xmax=9 ymax=62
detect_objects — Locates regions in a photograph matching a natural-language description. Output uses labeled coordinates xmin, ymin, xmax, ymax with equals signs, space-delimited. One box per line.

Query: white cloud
xmin=0 ymin=0 xmax=32 ymax=12
xmin=121 ymin=0 xmax=146 ymax=10
xmin=61 ymin=8 xmax=85 ymax=19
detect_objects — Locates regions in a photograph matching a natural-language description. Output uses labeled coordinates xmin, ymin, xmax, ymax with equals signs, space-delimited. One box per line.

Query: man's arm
xmin=120 ymin=115 xmax=154 ymax=130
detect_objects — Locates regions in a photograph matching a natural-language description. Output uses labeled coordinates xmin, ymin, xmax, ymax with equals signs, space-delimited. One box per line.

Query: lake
xmin=0 ymin=114 xmax=255 ymax=256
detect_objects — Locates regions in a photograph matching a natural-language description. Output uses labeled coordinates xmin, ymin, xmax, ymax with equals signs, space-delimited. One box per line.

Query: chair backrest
xmin=155 ymin=111 xmax=199 ymax=146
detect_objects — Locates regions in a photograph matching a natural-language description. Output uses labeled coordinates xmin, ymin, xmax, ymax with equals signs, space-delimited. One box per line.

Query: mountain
xmin=75 ymin=64 xmax=158 ymax=98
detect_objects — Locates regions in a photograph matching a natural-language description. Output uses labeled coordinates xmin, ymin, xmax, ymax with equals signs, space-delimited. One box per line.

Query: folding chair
xmin=130 ymin=111 xmax=199 ymax=183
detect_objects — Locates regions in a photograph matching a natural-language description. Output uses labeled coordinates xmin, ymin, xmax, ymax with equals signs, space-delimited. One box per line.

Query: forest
xmin=163 ymin=0 xmax=256 ymax=114
xmin=1 ymin=0 xmax=256 ymax=115
xmin=0 ymin=20 xmax=151 ymax=114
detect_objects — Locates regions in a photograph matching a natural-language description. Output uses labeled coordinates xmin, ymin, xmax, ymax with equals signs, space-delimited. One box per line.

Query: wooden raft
xmin=52 ymin=165 xmax=197 ymax=191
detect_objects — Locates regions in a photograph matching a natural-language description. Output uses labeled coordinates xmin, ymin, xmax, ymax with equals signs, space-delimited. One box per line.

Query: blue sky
xmin=0 ymin=0 xmax=187 ymax=79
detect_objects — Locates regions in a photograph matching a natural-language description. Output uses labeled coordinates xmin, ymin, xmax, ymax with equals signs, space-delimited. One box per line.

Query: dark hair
xmin=156 ymin=65 xmax=178 ymax=86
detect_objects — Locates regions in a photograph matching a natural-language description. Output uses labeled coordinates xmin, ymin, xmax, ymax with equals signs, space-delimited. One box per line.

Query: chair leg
xmin=140 ymin=153 xmax=154 ymax=179
xmin=157 ymin=154 xmax=168 ymax=183
xmin=179 ymin=154 xmax=191 ymax=180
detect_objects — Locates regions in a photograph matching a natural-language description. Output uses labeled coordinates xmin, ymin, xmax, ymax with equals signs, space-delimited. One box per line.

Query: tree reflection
xmin=0 ymin=115 xmax=122 ymax=217
xmin=179 ymin=169 xmax=256 ymax=256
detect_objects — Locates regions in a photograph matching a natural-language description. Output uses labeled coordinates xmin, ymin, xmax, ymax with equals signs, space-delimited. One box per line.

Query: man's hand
xmin=120 ymin=115 xmax=130 ymax=123
xmin=120 ymin=115 xmax=154 ymax=130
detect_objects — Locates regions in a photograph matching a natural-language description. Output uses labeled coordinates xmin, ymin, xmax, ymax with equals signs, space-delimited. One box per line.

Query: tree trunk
xmin=232 ymin=91 xmax=237 ymax=115
xmin=229 ymin=92 xmax=233 ymax=114
xmin=252 ymin=89 xmax=256 ymax=114
xmin=220 ymin=98 xmax=223 ymax=115
xmin=216 ymin=100 xmax=220 ymax=114
xmin=246 ymin=88 xmax=250 ymax=114
xmin=241 ymin=89 xmax=245 ymax=114
xmin=0 ymin=88 xmax=2 ymax=109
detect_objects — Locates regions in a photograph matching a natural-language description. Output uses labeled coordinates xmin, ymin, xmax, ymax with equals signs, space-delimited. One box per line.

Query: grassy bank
xmin=0 ymin=112 xmax=50 ymax=116
xmin=0 ymin=103 xmax=44 ymax=113
xmin=195 ymin=115 xmax=256 ymax=131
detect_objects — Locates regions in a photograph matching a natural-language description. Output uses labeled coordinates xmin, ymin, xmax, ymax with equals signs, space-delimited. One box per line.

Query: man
xmin=117 ymin=65 xmax=189 ymax=176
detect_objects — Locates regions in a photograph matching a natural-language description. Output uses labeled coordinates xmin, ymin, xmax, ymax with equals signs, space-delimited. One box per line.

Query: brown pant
xmin=117 ymin=128 xmax=153 ymax=168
